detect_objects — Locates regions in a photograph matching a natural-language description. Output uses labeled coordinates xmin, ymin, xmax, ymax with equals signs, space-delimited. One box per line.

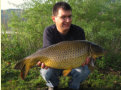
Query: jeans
xmin=40 ymin=65 xmax=90 ymax=90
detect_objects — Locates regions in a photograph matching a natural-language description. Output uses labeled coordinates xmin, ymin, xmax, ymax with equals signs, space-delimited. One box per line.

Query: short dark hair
xmin=52 ymin=2 xmax=72 ymax=16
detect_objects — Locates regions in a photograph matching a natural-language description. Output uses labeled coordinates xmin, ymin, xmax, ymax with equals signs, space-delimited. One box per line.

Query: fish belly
xmin=44 ymin=53 xmax=88 ymax=69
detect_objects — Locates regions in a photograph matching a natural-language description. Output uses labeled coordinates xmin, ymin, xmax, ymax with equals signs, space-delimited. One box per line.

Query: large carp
xmin=15 ymin=40 xmax=104 ymax=79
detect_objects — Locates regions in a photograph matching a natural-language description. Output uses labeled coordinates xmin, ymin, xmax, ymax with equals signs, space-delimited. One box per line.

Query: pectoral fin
xmin=63 ymin=69 xmax=72 ymax=76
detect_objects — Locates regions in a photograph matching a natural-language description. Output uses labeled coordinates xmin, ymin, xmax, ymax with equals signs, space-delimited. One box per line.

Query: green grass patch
xmin=1 ymin=60 xmax=121 ymax=90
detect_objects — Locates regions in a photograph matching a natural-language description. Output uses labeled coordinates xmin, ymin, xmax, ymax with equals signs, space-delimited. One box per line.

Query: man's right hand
xmin=37 ymin=61 xmax=48 ymax=69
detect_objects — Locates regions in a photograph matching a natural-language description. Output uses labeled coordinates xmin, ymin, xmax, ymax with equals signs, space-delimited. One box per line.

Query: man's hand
xmin=37 ymin=61 xmax=48 ymax=69
xmin=82 ymin=57 xmax=91 ymax=66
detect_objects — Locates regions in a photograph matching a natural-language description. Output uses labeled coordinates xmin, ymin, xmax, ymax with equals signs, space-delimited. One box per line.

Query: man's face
xmin=52 ymin=8 xmax=72 ymax=35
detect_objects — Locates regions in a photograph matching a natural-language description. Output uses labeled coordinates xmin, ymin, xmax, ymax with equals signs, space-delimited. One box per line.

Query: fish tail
xmin=14 ymin=59 xmax=30 ymax=80
xmin=14 ymin=60 xmax=25 ymax=70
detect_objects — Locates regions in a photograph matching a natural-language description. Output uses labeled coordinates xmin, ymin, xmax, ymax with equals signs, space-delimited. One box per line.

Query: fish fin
xmin=63 ymin=69 xmax=72 ymax=76
xmin=14 ymin=59 xmax=30 ymax=80
xmin=20 ymin=65 xmax=30 ymax=80
xmin=21 ymin=70 xmax=24 ymax=80
xmin=14 ymin=60 xmax=25 ymax=70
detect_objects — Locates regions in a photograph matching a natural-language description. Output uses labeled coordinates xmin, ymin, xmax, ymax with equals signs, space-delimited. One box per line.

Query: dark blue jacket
xmin=43 ymin=24 xmax=85 ymax=48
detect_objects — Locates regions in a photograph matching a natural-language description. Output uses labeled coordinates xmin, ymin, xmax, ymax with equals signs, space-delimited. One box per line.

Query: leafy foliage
xmin=1 ymin=60 xmax=121 ymax=89
xmin=1 ymin=0 xmax=121 ymax=89
xmin=2 ymin=0 xmax=121 ymax=69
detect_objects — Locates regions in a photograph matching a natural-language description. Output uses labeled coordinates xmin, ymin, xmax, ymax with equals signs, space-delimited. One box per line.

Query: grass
xmin=1 ymin=60 xmax=121 ymax=90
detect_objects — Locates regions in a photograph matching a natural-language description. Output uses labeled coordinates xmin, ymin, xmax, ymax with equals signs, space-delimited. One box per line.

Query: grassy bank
xmin=1 ymin=60 xmax=121 ymax=90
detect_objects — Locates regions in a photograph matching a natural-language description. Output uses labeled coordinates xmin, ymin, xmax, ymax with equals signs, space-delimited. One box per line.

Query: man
xmin=37 ymin=2 xmax=90 ymax=90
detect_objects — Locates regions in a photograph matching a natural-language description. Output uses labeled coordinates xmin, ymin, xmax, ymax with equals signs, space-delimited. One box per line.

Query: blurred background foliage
xmin=2 ymin=0 xmax=121 ymax=70
xmin=1 ymin=0 xmax=121 ymax=89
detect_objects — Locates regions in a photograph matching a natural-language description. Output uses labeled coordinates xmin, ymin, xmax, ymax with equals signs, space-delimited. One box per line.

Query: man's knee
xmin=40 ymin=68 xmax=62 ymax=80
xmin=83 ymin=65 xmax=90 ymax=76
xmin=40 ymin=68 xmax=53 ymax=80
xmin=71 ymin=65 xmax=90 ymax=78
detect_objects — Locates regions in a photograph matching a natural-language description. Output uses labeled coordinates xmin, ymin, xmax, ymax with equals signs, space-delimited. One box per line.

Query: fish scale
xmin=40 ymin=41 xmax=89 ymax=69
xmin=14 ymin=40 xmax=104 ymax=79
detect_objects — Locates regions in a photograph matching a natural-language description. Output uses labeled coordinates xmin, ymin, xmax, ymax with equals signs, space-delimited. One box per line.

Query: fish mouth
xmin=90 ymin=56 xmax=103 ymax=67
xmin=90 ymin=58 xmax=95 ymax=67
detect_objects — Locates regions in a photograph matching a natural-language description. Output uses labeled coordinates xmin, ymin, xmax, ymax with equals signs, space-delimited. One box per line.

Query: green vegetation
xmin=1 ymin=9 xmax=22 ymax=30
xmin=1 ymin=60 xmax=121 ymax=90
xmin=1 ymin=0 xmax=121 ymax=89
